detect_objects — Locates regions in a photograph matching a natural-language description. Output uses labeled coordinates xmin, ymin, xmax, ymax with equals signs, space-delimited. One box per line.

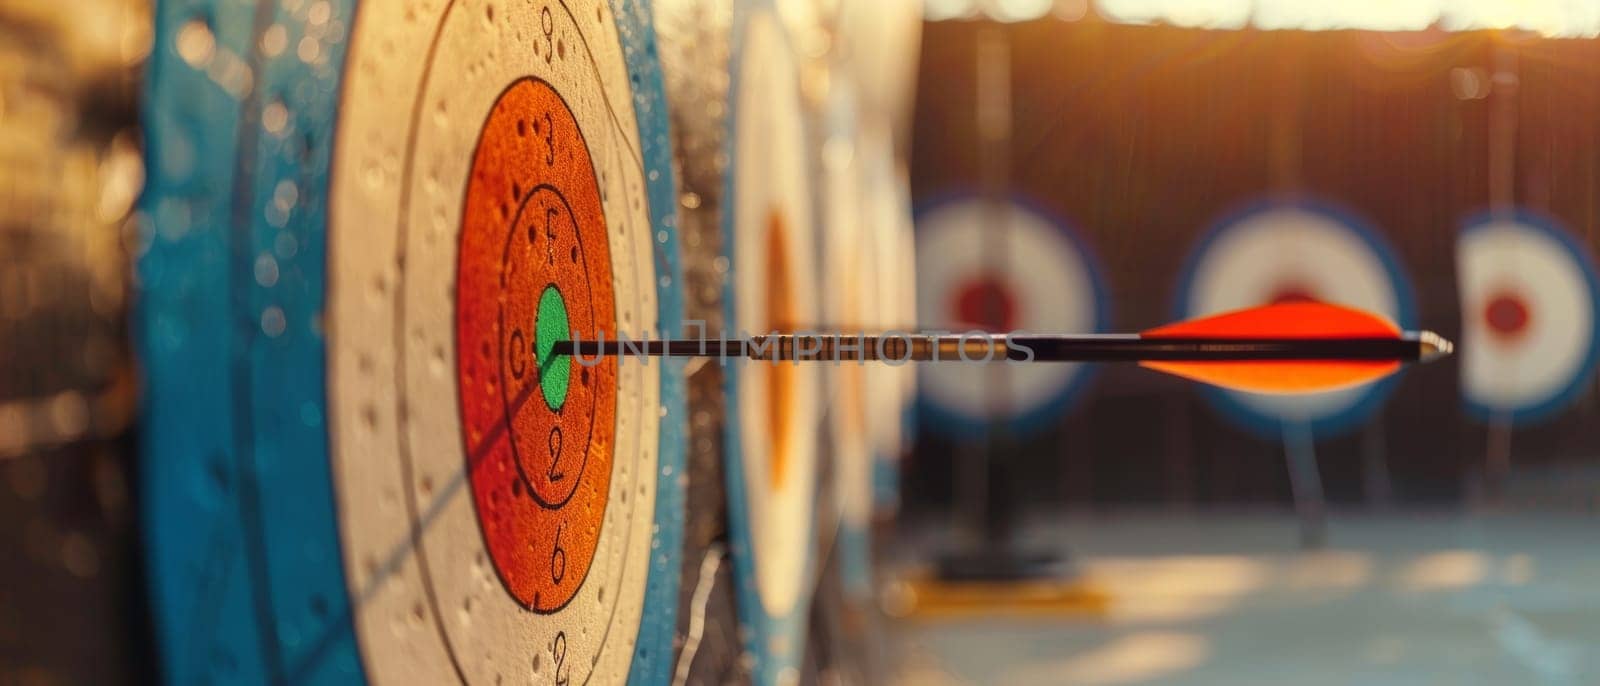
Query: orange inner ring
xmin=455 ymin=78 xmax=616 ymax=612
xmin=766 ymin=208 xmax=795 ymax=490
xmin=836 ymin=263 xmax=867 ymax=444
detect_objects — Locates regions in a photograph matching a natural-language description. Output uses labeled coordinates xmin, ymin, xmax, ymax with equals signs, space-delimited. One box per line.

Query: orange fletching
xmin=1139 ymin=359 xmax=1401 ymax=394
xmin=1141 ymin=301 xmax=1400 ymax=339
xmin=1139 ymin=302 xmax=1402 ymax=394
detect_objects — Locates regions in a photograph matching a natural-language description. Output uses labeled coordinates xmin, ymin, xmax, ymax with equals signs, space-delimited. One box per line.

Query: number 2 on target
xmin=549 ymin=630 xmax=569 ymax=685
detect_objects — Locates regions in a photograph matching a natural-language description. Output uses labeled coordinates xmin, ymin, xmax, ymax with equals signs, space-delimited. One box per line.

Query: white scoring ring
xmin=327 ymin=2 xmax=660 ymax=684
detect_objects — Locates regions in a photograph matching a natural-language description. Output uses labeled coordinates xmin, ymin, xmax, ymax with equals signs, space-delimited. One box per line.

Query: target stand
xmin=139 ymin=1 xmax=687 ymax=683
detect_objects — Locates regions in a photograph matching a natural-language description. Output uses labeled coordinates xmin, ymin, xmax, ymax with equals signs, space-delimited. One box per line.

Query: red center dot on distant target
xmin=953 ymin=276 xmax=1017 ymax=331
xmin=1484 ymin=290 xmax=1531 ymax=341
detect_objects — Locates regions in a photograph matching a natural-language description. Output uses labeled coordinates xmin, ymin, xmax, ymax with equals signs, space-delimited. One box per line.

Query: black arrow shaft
xmin=549 ymin=333 xmax=1435 ymax=363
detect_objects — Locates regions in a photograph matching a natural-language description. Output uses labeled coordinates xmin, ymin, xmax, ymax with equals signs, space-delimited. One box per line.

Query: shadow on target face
xmin=1172 ymin=197 xmax=1418 ymax=440
xmin=913 ymin=193 xmax=1111 ymax=440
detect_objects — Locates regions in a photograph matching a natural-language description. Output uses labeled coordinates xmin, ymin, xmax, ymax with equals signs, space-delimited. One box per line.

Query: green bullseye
xmin=536 ymin=285 xmax=570 ymax=411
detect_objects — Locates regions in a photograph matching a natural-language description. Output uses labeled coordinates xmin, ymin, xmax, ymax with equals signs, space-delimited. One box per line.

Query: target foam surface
xmin=1174 ymin=199 xmax=1416 ymax=439
xmin=137 ymin=1 xmax=685 ymax=683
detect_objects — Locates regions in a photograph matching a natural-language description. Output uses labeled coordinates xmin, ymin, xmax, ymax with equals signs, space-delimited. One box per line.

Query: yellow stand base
xmin=885 ymin=571 xmax=1112 ymax=620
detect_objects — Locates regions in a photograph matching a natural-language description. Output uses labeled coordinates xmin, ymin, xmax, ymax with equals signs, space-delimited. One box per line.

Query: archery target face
xmin=1178 ymin=203 xmax=1413 ymax=434
xmin=327 ymin=3 xmax=661 ymax=683
xmin=820 ymin=92 xmax=876 ymax=532
xmin=724 ymin=3 xmax=822 ymax=678
xmin=1458 ymin=213 xmax=1600 ymax=421
xmin=916 ymin=198 xmax=1104 ymax=434
xmin=731 ymin=1 xmax=820 ymax=623
xmin=863 ymin=129 xmax=914 ymax=466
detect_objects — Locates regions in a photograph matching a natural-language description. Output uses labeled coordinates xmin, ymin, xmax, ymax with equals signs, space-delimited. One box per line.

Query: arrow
xmin=550 ymin=302 xmax=1451 ymax=394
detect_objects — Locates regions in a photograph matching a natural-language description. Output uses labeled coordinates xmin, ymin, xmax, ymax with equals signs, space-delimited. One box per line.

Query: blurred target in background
xmin=1458 ymin=211 xmax=1600 ymax=424
xmin=1174 ymin=200 xmax=1417 ymax=438
xmin=712 ymin=1 xmax=827 ymax=682
xmin=915 ymin=196 xmax=1108 ymax=436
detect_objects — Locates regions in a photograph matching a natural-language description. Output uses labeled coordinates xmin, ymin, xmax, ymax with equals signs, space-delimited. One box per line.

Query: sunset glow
xmin=930 ymin=0 xmax=1600 ymax=36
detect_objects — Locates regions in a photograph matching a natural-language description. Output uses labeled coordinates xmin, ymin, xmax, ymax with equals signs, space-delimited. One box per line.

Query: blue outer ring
xmin=139 ymin=1 xmax=364 ymax=682
xmin=137 ymin=2 xmax=685 ymax=683
xmin=1172 ymin=197 xmax=1417 ymax=440
xmin=612 ymin=0 xmax=688 ymax=682
xmin=1459 ymin=209 xmax=1600 ymax=425
xmin=911 ymin=192 xmax=1112 ymax=440
xmin=719 ymin=1 xmax=817 ymax=682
